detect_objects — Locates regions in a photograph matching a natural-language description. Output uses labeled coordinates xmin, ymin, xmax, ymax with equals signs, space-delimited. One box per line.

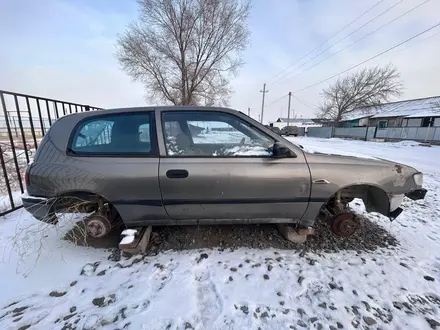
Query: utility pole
xmin=260 ymin=83 xmax=268 ymax=124
xmin=287 ymin=92 xmax=292 ymax=126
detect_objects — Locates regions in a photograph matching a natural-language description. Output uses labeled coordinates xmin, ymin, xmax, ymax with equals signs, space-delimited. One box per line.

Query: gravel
xmin=64 ymin=211 xmax=399 ymax=254
xmin=147 ymin=216 xmax=398 ymax=254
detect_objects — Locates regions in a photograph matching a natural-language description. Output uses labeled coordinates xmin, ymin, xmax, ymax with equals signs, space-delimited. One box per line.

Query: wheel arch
xmin=322 ymin=183 xmax=390 ymax=216
xmin=54 ymin=189 xmax=121 ymax=214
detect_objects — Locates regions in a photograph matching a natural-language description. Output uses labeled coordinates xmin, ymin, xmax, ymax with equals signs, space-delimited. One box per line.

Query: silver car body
xmin=22 ymin=106 xmax=426 ymax=228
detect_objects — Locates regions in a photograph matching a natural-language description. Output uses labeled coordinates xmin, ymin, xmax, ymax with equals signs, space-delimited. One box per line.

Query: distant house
xmin=339 ymin=95 xmax=440 ymax=128
xmin=269 ymin=117 xmax=322 ymax=129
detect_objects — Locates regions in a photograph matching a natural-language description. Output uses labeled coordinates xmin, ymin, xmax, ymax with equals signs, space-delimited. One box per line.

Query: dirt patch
xmin=148 ymin=217 xmax=398 ymax=253
xmin=64 ymin=215 xmax=398 ymax=253
xmin=147 ymin=216 xmax=398 ymax=254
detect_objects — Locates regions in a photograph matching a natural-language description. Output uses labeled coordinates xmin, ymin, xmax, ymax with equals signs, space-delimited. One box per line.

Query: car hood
xmin=303 ymin=150 xmax=418 ymax=174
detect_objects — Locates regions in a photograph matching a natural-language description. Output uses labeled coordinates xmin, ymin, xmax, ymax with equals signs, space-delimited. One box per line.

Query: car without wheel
xmin=22 ymin=106 xmax=427 ymax=238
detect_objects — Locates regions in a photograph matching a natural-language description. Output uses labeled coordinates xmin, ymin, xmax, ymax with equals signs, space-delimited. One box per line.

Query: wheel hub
xmin=86 ymin=214 xmax=112 ymax=238
xmin=330 ymin=212 xmax=358 ymax=237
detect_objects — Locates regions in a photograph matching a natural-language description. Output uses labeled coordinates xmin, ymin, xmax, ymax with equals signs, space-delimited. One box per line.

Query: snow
xmin=193 ymin=130 xmax=247 ymax=144
xmin=342 ymin=96 xmax=440 ymax=121
xmin=121 ymin=229 xmax=138 ymax=237
xmin=120 ymin=235 xmax=135 ymax=245
xmin=294 ymin=139 xmax=378 ymax=160
xmin=221 ymin=145 xmax=272 ymax=156
xmin=1 ymin=138 xmax=440 ymax=329
xmin=20 ymin=191 xmax=46 ymax=200
xmin=405 ymin=110 xmax=440 ymax=118
xmin=0 ymin=192 xmax=22 ymax=213
xmin=167 ymin=131 xmax=272 ymax=156
xmin=120 ymin=229 xmax=138 ymax=245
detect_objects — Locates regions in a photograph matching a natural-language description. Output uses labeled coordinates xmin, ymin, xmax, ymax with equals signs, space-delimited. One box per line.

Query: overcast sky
xmin=1 ymin=0 xmax=439 ymax=123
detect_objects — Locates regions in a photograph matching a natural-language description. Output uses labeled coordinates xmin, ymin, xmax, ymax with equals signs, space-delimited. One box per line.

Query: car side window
xmin=162 ymin=111 xmax=274 ymax=156
xmin=70 ymin=113 xmax=154 ymax=155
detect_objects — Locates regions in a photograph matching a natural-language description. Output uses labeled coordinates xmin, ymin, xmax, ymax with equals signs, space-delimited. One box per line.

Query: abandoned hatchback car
xmin=22 ymin=106 xmax=427 ymax=238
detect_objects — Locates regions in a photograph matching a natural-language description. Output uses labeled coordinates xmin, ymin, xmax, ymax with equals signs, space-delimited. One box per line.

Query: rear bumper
xmin=405 ymin=188 xmax=428 ymax=201
xmin=21 ymin=194 xmax=57 ymax=224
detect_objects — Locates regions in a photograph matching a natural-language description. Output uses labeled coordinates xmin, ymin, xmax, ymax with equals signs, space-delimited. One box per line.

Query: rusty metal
xmin=86 ymin=214 xmax=112 ymax=238
xmin=330 ymin=212 xmax=358 ymax=237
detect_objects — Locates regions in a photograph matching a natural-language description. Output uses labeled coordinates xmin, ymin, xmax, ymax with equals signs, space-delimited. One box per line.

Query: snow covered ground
xmin=1 ymin=138 xmax=440 ymax=330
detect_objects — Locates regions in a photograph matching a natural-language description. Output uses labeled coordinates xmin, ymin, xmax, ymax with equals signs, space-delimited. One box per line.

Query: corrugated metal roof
xmin=341 ymin=95 xmax=440 ymax=121
xmin=405 ymin=110 xmax=440 ymax=118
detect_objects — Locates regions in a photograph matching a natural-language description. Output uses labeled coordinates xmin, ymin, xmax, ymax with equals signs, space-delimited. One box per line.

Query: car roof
xmin=107 ymin=106 xmax=239 ymax=112
xmin=60 ymin=106 xmax=243 ymax=120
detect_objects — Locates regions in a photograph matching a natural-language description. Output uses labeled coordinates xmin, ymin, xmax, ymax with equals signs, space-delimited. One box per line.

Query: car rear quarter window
xmin=70 ymin=112 xmax=156 ymax=156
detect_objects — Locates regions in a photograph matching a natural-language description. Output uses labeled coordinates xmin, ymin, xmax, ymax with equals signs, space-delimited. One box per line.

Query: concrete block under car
xmin=277 ymin=224 xmax=314 ymax=244
xmin=119 ymin=226 xmax=152 ymax=254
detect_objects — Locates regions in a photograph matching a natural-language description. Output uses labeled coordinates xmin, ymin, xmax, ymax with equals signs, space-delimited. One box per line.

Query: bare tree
xmin=316 ymin=65 xmax=402 ymax=124
xmin=117 ymin=0 xmax=251 ymax=106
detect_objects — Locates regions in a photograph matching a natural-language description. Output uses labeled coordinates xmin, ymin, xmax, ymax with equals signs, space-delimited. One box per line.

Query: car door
xmin=158 ymin=110 xmax=311 ymax=223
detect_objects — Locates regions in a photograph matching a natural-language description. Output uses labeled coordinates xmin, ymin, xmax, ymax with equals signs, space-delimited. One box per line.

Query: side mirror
xmin=273 ymin=142 xmax=296 ymax=158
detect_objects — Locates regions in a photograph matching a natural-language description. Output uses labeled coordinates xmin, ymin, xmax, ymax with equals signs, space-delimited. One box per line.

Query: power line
xmin=264 ymin=94 xmax=288 ymax=108
xmin=293 ymin=22 xmax=440 ymax=93
xmin=265 ymin=29 xmax=439 ymax=114
xmin=293 ymin=95 xmax=318 ymax=111
xmin=273 ymin=0 xmax=406 ymax=86
xmin=284 ymin=0 xmax=431 ymax=83
xmin=388 ymin=28 xmax=439 ymax=54
xmin=267 ymin=0 xmax=386 ymax=84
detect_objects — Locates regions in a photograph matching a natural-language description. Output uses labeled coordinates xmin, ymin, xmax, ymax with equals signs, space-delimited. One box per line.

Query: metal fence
xmin=307 ymin=127 xmax=333 ymax=138
xmin=0 ymin=90 xmax=100 ymax=216
xmin=307 ymin=125 xmax=440 ymax=142
xmin=375 ymin=126 xmax=440 ymax=141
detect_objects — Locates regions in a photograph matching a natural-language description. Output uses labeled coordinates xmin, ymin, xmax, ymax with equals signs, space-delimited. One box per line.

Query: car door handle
xmin=166 ymin=169 xmax=189 ymax=179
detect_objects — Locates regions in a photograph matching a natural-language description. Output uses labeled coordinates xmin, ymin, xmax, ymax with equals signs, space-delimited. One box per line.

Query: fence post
xmin=54 ymin=101 xmax=60 ymax=119
xmin=425 ymin=124 xmax=432 ymax=142
xmin=35 ymin=99 xmax=45 ymax=137
xmin=0 ymin=92 xmax=24 ymax=193
xmin=11 ymin=115 xmax=18 ymax=137
xmin=14 ymin=95 xmax=30 ymax=164
xmin=25 ymin=97 xmax=38 ymax=149
xmin=45 ymin=99 xmax=52 ymax=126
